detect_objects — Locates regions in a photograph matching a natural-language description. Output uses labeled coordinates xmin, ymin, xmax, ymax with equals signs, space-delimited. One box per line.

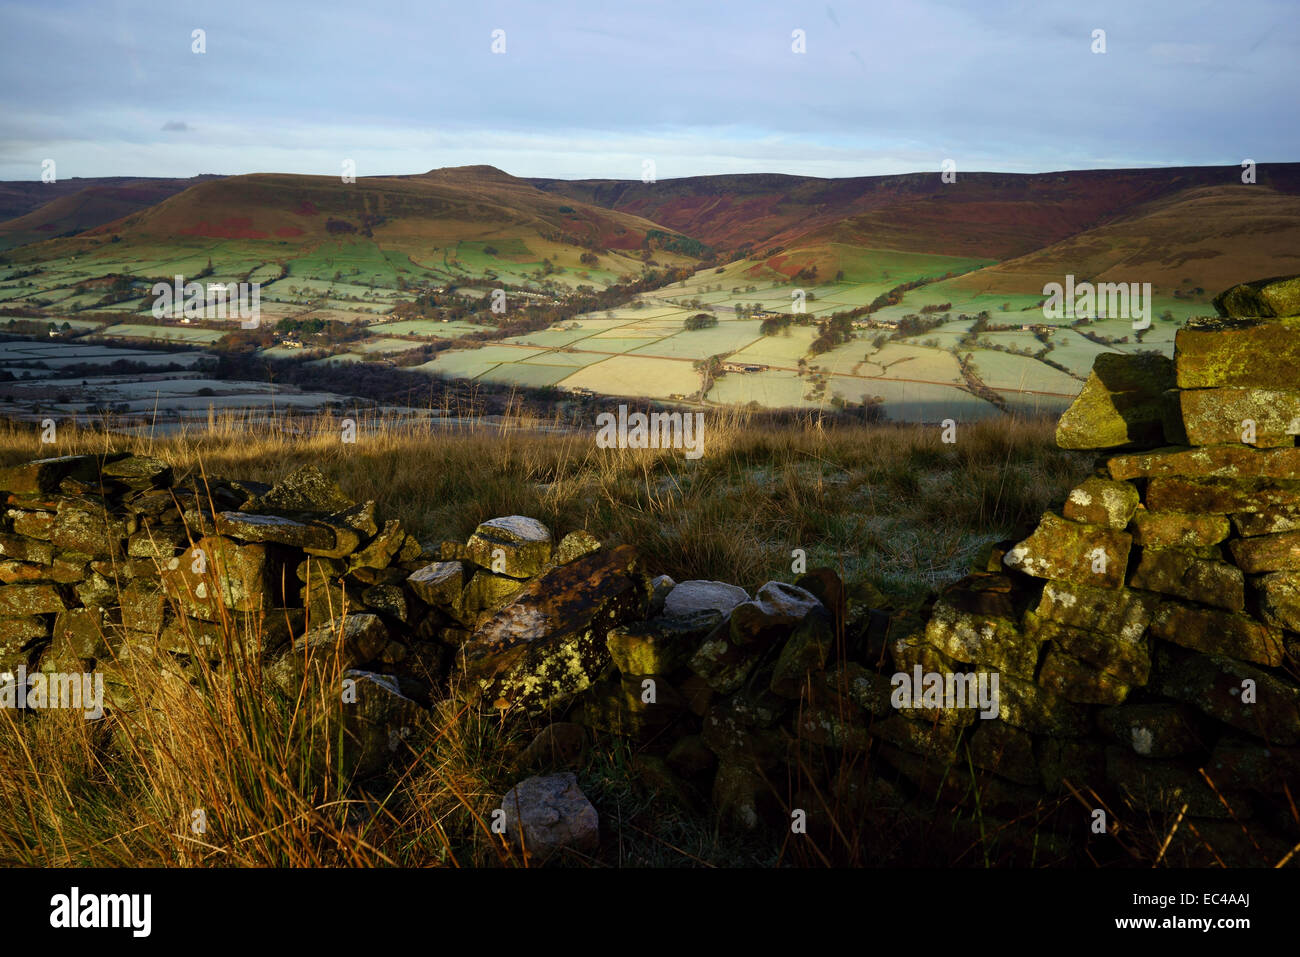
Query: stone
xmin=300 ymin=579 xmax=364 ymax=626
xmin=1254 ymin=570 xmax=1300 ymax=632
xmin=119 ymin=578 xmax=166 ymax=634
xmin=827 ymin=663 xmax=894 ymax=717
xmin=1038 ymin=647 xmax=1133 ymax=705
xmin=1055 ymin=352 xmax=1174 ymax=449
xmin=1097 ymin=703 xmax=1203 ymax=758
xmin=701 ymin=699 xmax=787 ymax=769
xmin=1105 ymin=747 xmax=1248 ymax=819
xmin=1035 ymin=737 xmax=1106 ymax=792
xmin=0 ymin=534 xmax=53 ymax=565
xmin=0 ymin=561 xmax=48 ymax=584
xmin=1156 ymin=653 xmax=1300 ymax=745
xmin=158 ymin=535 xmax=275 ymax=620
xmin=101 ymin=455 xmax=173 ymax=489
xmin=923 ymin=594 xmax=1039 ymax=678
xmin=122 ymin=488 xmax=180 ymax=518
xmin=50 ymin=554 xmax=89 ymax=583
xmin=647 ymin=574 xmax=675 ymax=617
xmin=667 ymin=734 xmax=716 ymax=778
xmin=1129 ymin=509 xmax=1230 ymax=548
xmin=214 ymin=511 xmax=334 ymax=550
xmin=438 ymin=541 xmax=472 ymax=562
xmin=293 ymin=613 xmax=390 ymax=666
xmin=295 ymin=555 xmax=346 ymax=583
xmin=127 ymin=524 xmax=190 ymax=559
xmin=74 ymin=571 xmax=115 ymax=610
xmin=888 ymin=619 xmax=960 ymax=676
xmin=1209 ymin=277 xmax=1300 ymax=321
xmin=348 ymin=520 xmax=406 ymax=571
xmin=769 ymin=606 xmax=835 ymax=697
xmin=968 ymin=721 xmax=1039 ymax=786
xmin=798 ymin=697 xmax=873 ymax=752
xmin=332 ymin=500 xmax=379 ymax=538
xmin=1206 ymin=735 xmax=1300 ymax=795
xmin=8 ymin=509 xmax=54 ymax=539
xmin=1146 ymin=477 xmax=1300 ymax=514
xmin=463 ymin=545 xmax=649 ymax=714
xmin=662 ymin=580 xmax=749 ymax=618
xmin=0 ymin=454 xmax=103 ymax=495
xmin=1232 ymin=508 xmax=1300 ymax=537
xmin=48 ymin=507 xmax=133 ymax=556
xmin=1228 ymin=530 xmax=1300 ymax=573
xmin=1150 ymin=599 xmax=1284 ymax=667
xmin=361 ymin=584 xmax=408 ymax=621
xmin=405 ymin=561 xmax=466 ymax=609
xmin=300 ymin=520 xmax=362 ymax=560
xmin=0 ymin=583 xmax=64 ymax=616
xmin=553 ymin=529 xmax=601 ymax=565
xmin=795 ymin=567 xmax=850 ymax=622
xmin=500 ymin=772 xmax=599 ymax=861
xmin=349 ymin=566 xmax=406 ymax=588
xmin=1 ymin=616 xmax=47 ymax=667
xmin=52 ymin=607 xmax=111 ymax=659
xmin=996 ymin=674 xmax=1091 ymax=736
xmin=338 ymin=669 xmax=426 ymax=779
xmin=514 ymin=722 xmax=589 ymax=771
xmin=160 ymin=611 xmax=298 ymax=657
xmin=458 ymin=571 xmax=527 ymax=624
xmin=878 ymin=743 xmax=1042 ymax=815
xmin=1002 ymin=512 xmax=1131 ymax=588
xmin=1033 ymin=579 xmax=1156 ymax=642
xmin=1026 ymin=612 xmax=1149 ymax=685
xmin=1108 ymin=444 xmax=1300 ymax=481
xmin=728 ymin=581 xmax=823 ymax=647
xmin=1128 ymin=547 xmax=1245 ymax=611
xmin=571 ymin=674 xmax=685 ymax=738
xmin=606 ymin=609 xmax=723 ymax=676
xmin=687 ymin=618 xmax=764 ymax=695
xmin=241 ymin=465 xmax=354 ymax=515
xmin=1062 ymin=477 xmax=1139 ymax=529
xmin=1178 ymin=388 xmax=1300 ymax=447
xmin=712 ymin=762 xmax=776 ymax=833
xmin=867 ymin=712 xmax=963 ymax=758
xmin=466 ymin=516 xmax=553 ymax=578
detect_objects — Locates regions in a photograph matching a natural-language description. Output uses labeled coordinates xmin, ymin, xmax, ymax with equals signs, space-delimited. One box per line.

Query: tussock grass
xmin=0 ymin=403 xmax=1102 ymax=867
xmin=0 ymin=401 xmax=1087 ymax=599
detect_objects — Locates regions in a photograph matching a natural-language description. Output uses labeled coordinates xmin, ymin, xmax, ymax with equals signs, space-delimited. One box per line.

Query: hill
xmin=0 ymin=176 xmax=221 ymax=251
xmin=944 ymin=183 xmax=1300 ymax=299
xmin=530 ymin=164 xmax=1300 ymax=269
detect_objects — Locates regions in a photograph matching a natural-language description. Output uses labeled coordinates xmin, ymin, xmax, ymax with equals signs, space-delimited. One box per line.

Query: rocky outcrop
xmin=886 ymin=304 xmax=1300 ymax=864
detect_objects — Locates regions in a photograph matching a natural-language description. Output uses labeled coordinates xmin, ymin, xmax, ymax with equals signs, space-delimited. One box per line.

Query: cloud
xmin=0 ymin=0 xmax=1295 ymax=179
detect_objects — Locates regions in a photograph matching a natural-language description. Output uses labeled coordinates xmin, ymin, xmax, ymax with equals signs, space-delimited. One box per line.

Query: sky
xmin=1 ymin=0 xmax=1297 ymax=182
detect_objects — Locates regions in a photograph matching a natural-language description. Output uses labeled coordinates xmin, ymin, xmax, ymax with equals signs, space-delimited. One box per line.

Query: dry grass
xmin=0 ymin=403 xmax=1107 ymax=867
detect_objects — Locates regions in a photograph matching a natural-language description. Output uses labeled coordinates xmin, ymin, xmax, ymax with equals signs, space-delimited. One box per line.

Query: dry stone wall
xmin=1 ymin=282 xmax=1298 ymax=863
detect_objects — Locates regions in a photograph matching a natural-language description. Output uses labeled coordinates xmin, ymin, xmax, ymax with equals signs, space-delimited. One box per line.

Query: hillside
xmin=529 ymin=164 xmax=1300 ymax=264
xmin=945 ymin=184 xmax=1300 ymax=298
xmin=0 ymin=176 xmax=221 ymax=251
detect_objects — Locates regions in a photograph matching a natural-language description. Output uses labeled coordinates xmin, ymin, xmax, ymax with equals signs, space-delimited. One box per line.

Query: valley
xmin=2 ymin=163 xmax=1297 ymax=427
